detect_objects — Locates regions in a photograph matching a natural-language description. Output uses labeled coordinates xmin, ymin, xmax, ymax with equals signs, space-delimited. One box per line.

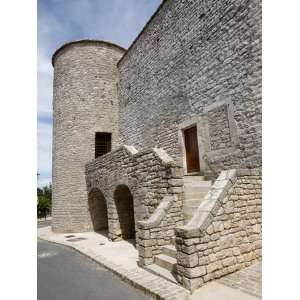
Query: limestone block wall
xmin=85 ymin=146 xmax=184 ymax=242
xmin=52 ymin=40 xmax=125 ymax=232
xmin=118 ymin=0 xmax=262 ymax=173
xmin=137 ymin=193 xmax=184 ymax=266
xmin=175 ymin=169 xmax=262 ymax=291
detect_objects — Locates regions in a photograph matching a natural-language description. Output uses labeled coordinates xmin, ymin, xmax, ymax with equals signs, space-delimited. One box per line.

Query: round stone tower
xmin=52 ymin=40 xmax=125 ymax=232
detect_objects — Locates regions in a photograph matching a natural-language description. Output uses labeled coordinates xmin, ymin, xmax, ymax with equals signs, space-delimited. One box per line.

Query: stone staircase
xmin=145 ymin=176 xmax=212 ymax=284
xmin=146 ymin=243 xmax=178 ymax=283
xmin=183 ymin=175 xmax=212 ymax=223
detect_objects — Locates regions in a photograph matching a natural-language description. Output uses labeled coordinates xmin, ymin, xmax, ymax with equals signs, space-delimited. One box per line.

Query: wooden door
xmin=184 ymin=126 xmax=200 ymax=173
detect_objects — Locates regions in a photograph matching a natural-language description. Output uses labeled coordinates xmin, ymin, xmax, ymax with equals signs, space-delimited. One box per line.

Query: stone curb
xmin=38 ymin=228 xmax=190 ymax=300
xmin=37 ymin=217 xmax=52 ymax=223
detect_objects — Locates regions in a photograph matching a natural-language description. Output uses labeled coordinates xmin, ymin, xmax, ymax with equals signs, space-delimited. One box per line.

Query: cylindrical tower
xmin=52 ymin=40 xmax=125 ymax=232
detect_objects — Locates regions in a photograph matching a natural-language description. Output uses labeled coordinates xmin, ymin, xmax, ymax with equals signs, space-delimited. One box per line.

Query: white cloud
xmin=37 ymin=120 xmax=52 ymax=187
xmin=38 ymin=49 xmax=53 ymax=118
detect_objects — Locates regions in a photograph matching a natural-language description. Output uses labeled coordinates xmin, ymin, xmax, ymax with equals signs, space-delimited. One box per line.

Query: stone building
xmin=52 ymin=0 xmax=261 ymax=291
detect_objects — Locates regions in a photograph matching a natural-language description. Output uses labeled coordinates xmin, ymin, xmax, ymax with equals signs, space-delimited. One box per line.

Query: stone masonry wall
xmin=137 ymin=194 xmax=184 ymax=266
xmin=52 ymin=40 xmax=125 ymax=233
xmin=175 ymin=169 xmax=261 ymax=291
xmin=207 ymin=104 xmax=232 ymax=151
xmin=85 ymin=146 xmax=184 ymax=244
xmin=118 ymin=0 xmax=262 ymax=174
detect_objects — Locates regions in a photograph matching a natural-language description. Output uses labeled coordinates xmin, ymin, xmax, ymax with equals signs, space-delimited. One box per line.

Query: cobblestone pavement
xmin=218 ymin=261 xmax=262 ymax=298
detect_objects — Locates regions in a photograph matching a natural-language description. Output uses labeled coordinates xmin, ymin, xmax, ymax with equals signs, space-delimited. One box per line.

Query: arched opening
xmin=88 ymin=189 xmax=108 ymax=233
xmin=114 ymin=185 xmax=135 ymax=240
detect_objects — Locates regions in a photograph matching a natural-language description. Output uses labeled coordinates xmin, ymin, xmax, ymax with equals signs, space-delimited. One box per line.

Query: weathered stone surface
xmin=184 ymin=266 xmax=207 ymax=278
xmin=118 ymin=0 xmax=262 ymax=174
xmin=175 ymin=171 xmax=262 ymax=291
xmin=207 ymin=261 xmax=222 ymax=273
xmin=138 ymin=246 xmax=153 ymax=258
xmin=51 ymin=0 xmax=262 ymax=293
xmin=52 ymin=41 xmax=125 ymax=233
xmin=218 ymin=262 xmax=262 ymax=299
xmin=84 ymin=146 xmax=185 ymax=265
xmin=222 ymin=257 xmax=236 ymax=267
xmin=182 ymin=276 xmax=204 ymax=292
xmin=177 ymin=252 xmax=199 ymax=268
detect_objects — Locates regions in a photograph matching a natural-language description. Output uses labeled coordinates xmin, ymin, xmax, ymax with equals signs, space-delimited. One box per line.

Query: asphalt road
xmin=38 ymin=238 xmax=150 ymax=300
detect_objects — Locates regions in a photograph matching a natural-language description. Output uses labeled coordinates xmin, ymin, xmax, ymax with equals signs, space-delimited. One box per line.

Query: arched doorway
xmin=88 ymin=189 xmax=108 ymax=232
xmin=114 ymin=185 xmax=135 ymax=240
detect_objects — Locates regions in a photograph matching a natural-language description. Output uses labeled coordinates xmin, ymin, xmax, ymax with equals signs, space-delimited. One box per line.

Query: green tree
xmin=42 ymin=184 xmax=52 ymax=199
xmin=37 ymin=187 xmax=43 ymax=197
xmin=37 ymin=183 xmax=52 ymax=219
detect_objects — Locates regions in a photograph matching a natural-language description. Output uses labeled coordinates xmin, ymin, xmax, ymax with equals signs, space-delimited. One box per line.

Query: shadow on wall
xmin=88 ymin=188 xmax=108 ymax=235
xmin=114 ymin=185 xmax=135 ymax=240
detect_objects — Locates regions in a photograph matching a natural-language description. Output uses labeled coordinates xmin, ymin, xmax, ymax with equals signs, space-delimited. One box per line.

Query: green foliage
xmin=37 ymin=187 xmax=43 ymax=197
xmin=38 ymin=195 xmax=51 ymax=210
xmin=37 ymin=183 xmax=52 ymax=218
xmin=42 ymin=184 xmax=52 ymax=200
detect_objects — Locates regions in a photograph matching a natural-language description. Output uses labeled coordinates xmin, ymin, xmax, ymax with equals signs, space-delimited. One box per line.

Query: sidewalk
xmin=37 ymin=216 xmax=52 ymax=223
xmin=38 ymin=226 xmax=189 ymax=300
xmin=38 ymin=227 xmax=261 ymax=300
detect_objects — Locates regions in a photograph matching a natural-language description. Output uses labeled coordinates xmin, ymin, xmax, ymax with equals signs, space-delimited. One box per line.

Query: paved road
xmin=38 ymin=239 xmax=150 ymax=300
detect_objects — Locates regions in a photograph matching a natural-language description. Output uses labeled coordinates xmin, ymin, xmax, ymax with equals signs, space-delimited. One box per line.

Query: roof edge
xmin=52 ymin=39 xmax=126 ymax=67
xmin=117 ymin=0 xmax=167 ymax=67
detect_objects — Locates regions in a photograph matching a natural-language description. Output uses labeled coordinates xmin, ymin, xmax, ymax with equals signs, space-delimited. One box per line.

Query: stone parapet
xmin=175 ymin=168 xmax=262 ymax=291
xmin=137 ymin=194 xmax=183 ymax=266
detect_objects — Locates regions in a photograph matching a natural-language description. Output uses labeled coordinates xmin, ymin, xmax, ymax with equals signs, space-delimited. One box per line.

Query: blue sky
xmin=37 ymin=0 xmax=161 ymax=187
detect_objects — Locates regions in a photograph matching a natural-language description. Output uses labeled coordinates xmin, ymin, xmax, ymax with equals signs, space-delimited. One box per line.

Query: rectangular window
xmin=95 ymin=132 xmax=112 ymax=158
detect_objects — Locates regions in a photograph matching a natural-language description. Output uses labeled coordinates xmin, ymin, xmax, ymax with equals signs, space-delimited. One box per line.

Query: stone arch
xmin=88 ymin=188 xmax=108 ymax=232
xmin=113 ymin=184 xmax=135 ymax=240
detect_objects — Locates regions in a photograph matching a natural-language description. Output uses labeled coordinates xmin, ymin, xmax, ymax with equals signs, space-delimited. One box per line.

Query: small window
xmin=95 ymin=132 xmax=111 ymax=158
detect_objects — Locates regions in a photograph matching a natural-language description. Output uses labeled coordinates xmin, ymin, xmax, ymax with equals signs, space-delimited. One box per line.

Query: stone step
xmin=184 ymin=199 xmax=204 ymax=207
xmin=184 ymin=205 xmax=200 ymax=215
xmin=145 ymin=264 xmax=177 ymax=284
xmin=184 ymin=184 xmax=211 ymax=192
xmin=184 ymin=191 xmax=208 ymax=199
xmin=184 ymin=213 xmax=194 ymax=223
xmin=184 ymin=192 xmax=208 ymax=200
xmin=184 ymin=175 xmax=211 ymax=181
xmin=184 ymin=175 xmax=205 ymax=181
xmin=184 ymin=181 xmax=212 ymax=188
xmin=162 ymin=244 xmax=177 ymax=259
xmin=154 ymin=254 xmax=177 ymax=272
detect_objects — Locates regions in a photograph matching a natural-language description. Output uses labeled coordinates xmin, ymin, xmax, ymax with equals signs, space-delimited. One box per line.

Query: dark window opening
xmin=95 ymin=132 xmax=111 ymax=158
